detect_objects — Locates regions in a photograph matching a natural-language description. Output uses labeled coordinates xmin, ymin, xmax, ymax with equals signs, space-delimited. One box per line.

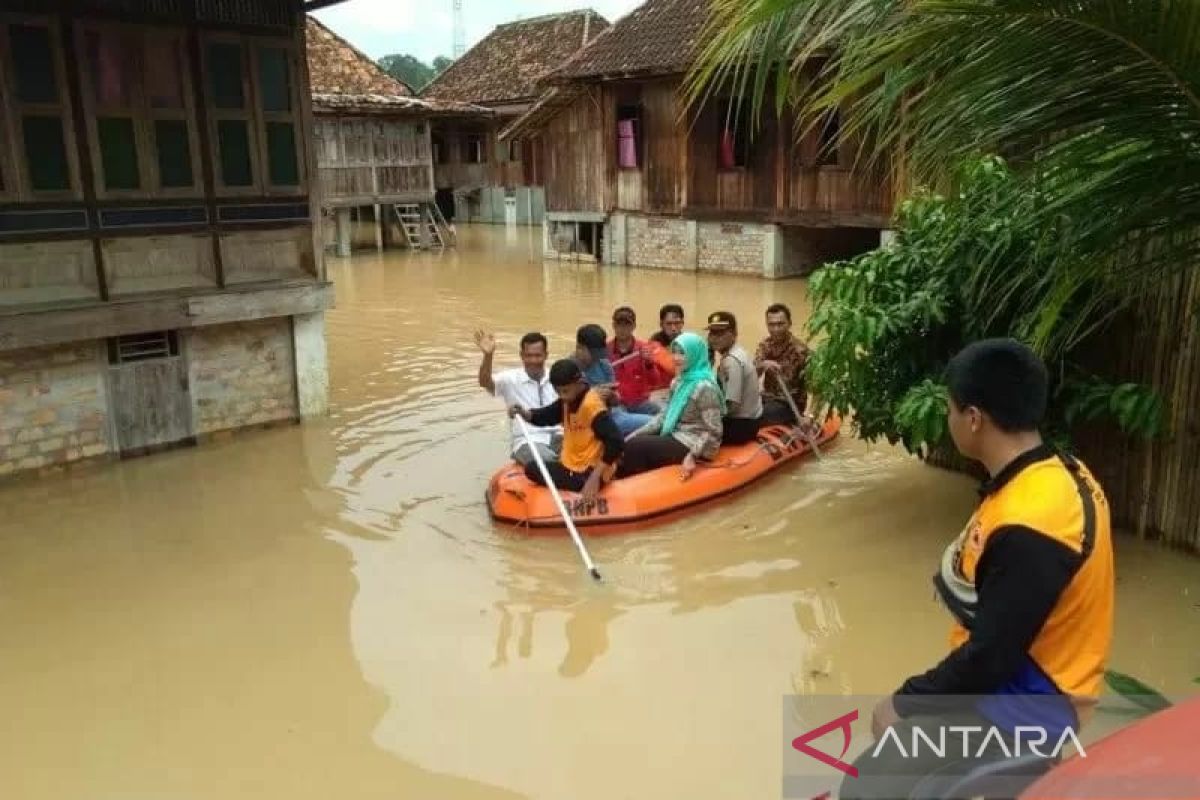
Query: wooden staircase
xmin=393 ymin=202 xmax=453 ymax=250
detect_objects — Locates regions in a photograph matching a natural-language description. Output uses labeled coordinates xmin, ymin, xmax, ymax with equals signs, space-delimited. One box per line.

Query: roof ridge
xmin=495 ymin=8 xmax=598 ymax=29
xmin=306 ymin=15 xmax=413 ymax=96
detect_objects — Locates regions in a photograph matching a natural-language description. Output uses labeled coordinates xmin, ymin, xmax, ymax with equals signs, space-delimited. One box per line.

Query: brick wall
xmin=626 ymin=215 xmax=692 ymax=270
xmin=187 ymin=319 xmax=298 ymax=435
xmin=0 ymin=342 xmax=111 ymax=477
xmin=697 ymin=222 xmax=766 ymax=275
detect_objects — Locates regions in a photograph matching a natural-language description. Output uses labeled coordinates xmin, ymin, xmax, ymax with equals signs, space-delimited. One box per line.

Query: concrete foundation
xmin=292 ymin=311 xmax=330 ymax=418
xmin=543 ymin=211 xmax=883 ymax=278
xmin=0 ymin=314 xmax=328 ymax=480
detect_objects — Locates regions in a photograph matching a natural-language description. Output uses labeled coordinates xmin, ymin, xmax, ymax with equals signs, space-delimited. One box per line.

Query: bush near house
xmin=805 ymin=157 xmax=1165 ymax=458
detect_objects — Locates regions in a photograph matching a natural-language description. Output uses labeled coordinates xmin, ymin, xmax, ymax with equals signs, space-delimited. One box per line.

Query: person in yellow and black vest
xmin=508 ymin=359 xmax=624 ymax=507
xmin=841 ymin=339 xmax=1115 ymax=800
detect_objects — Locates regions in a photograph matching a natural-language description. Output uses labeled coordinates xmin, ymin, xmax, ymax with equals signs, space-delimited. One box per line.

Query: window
xmin=507 ymin=138 xmax=522 ymax=163
xmin=78 ymin=23 xmax=199 ymax=196
xmin=0 ymin=18 xmax=78 ymax=198
xmin=616 ymin=104 xmax=641 ymax=170
xmin=817 ymin=109 xmax=841 ymax=167
xmin=465 ymin=134 xmax=485 ymax=164
xmin=203 ymin=36 xmax=303 ymax=193
xmin=431 ymin=134 xmax=446 ymax=164
xmin=718 ymin=100 xmax=750 ymax=170
xmin=256 ymin=45 xmax=299 ymax=187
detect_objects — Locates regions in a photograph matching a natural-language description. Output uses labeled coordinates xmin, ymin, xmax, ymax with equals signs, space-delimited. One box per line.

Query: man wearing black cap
xmin=705 ymin=311 xmax=764 ymax=445
xmin=608 ymin=306 xmax=675 ymax=416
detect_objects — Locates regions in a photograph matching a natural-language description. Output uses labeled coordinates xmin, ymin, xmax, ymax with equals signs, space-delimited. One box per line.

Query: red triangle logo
xmin=791 ymin=709 xmax=860 ymax=778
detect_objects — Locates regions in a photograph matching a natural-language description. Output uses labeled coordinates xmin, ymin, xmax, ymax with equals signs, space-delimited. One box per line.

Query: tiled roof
xmin=306 ymin=16 xmax=413 ymax=97
xmin=554 ymin=0 xmax=708 ymax=80
xmin=420 ymin=10 xmax=609 ymax=106
xmin=311 ymin=93 xmax=492 ymax=116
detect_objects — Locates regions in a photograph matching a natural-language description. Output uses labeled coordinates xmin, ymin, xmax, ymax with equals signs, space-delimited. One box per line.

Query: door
xmin=107 ymin=331 xmax=195 ymax=457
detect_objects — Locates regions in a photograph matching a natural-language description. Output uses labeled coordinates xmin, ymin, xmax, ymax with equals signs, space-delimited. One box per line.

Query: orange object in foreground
xmin=486 ymin=415 xmax=842 ymax=531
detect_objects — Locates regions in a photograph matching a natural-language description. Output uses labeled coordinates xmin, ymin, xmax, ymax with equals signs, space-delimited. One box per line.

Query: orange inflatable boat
xmin=486 ymin=415 xmax=841 ymax=531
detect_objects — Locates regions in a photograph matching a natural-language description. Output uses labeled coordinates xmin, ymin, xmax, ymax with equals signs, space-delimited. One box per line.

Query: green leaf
xmin=1103 ymin=670 xmax=1173 ymax=713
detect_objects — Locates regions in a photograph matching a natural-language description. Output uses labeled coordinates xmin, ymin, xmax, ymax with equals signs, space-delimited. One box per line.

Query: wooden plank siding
xmin=314 ymin=116 xmax=432 ymax=205
xmin=430 ymin=119 xmax=535 ymax=192
xmin=536 ymin=75 xmax=891 ymax=223
xmin=542 ymin=89 xmax=606 ymax=213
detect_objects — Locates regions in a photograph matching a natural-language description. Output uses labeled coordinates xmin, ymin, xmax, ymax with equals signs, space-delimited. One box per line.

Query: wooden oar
xmin=514 ymin=416 xmax=602 ymax=582
xmin=609 ymin=349 xmax=642 ymax=368
xmin=768 ymin=365 xmax=822 ymax=461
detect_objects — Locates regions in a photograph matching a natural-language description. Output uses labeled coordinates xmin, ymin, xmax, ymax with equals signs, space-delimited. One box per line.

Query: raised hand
xmin=474 ymin=329 xmax=496 ymax=355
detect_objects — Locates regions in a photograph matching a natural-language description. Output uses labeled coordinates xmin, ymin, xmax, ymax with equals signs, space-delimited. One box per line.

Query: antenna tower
xmin=452 ymin=0 xmax=466 ymax=59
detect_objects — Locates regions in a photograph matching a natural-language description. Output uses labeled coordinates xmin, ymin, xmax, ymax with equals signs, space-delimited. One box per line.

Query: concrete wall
xmin=548 ymin=211 xmax=884 ymax=278
xmin=626 ymin=215 xmax=695 ymax=270
xmin=0 ymin=315 xmax=323 ymax=480
xmin=698 ymin=222 xmax=768 ymax=275
xmin=0 ymin=341 xmax=112 ymax=477
xmin=186 ymin=318 xmax=299 ymax=435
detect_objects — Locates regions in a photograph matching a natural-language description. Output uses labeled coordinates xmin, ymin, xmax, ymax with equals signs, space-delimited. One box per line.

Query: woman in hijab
xmin=618 ymin=332 xmax=724 ymax=480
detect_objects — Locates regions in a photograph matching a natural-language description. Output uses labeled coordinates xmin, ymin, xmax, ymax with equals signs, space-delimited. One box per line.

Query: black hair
xmin=519 ymin=332 xmax=548 ymax=352
xmin=945 ymin=339 xmax=1048 ymax=433
xmin=612 ymin=305 xmax=636 ymax=321
xmin=549 ymin=358 xmax=582 ymax=387
xmin=659 ymin=303 xmax=684 ymax=321
xmin=575 ymin=324 xmax=607 ymax=350
xmin=765 ymin=303 xmax=792 ymax=323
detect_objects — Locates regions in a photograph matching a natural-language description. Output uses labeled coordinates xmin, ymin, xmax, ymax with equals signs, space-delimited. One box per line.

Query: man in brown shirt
xmin=754 ymin=303 xmax=810 ymax=425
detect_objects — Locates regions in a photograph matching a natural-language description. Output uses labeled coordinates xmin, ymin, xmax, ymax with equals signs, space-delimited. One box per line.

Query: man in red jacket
xmin=607 ymin=306 xmax=675 ymax=415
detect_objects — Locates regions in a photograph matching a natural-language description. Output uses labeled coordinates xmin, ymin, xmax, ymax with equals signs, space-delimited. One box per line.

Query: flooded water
xmin=1 ymin=225 xmax=1197 ymax=799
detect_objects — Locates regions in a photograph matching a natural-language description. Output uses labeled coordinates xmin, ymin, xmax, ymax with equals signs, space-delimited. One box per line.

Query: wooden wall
xmin=430 ymin=118 xmax=533 ymax=192
xmin=542 ymin=89 xmax=606 ymax=213
xmin=0 ymin=6 xmax=319 ymax=312
xmin=314 ymin=116 xmax=432 ymax=206
xmin=536 ymin=76 xmax=891 ymax=223
xmin=1075 ymin=269 xmax=1200 ymax=552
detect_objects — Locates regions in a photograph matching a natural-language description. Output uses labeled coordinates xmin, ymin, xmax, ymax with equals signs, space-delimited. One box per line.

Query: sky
xmin=314 ymin=0 xmax=644 ymax=64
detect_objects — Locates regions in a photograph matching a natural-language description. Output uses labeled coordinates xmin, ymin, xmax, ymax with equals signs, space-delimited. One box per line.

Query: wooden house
xmin=306 ymin=17 xmax=489 ymax=254
xmin=0 ymin=0 xmax=341 ymax=479
xmin=500 ymin=0 xmax=892 ymax=277
xmin=419 ymin=10 xmax=609 ymax=226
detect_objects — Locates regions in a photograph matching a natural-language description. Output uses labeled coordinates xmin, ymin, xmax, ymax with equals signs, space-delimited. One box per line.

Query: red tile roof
xmin=554 ymin=0 xmax=708 ymax=80
xmin=421 ymin=10 xmax=609 ymax=106
xmin=306 ymin=16 xmax=413 ymax=97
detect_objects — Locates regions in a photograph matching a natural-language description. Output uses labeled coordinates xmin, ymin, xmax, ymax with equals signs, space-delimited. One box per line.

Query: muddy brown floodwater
xmin=1 ymin=225 xmax=1196 ymax=800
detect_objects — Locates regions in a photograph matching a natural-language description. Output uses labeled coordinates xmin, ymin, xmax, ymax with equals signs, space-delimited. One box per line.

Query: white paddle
xmin=514 ymin=415 xmax=602 ymax=582
xmin=768 ymin=365 xmax=822 ymax=461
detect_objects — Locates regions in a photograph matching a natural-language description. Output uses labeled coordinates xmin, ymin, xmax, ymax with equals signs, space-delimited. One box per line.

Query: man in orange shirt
xmin=509 ymin=359 xmax=624 ymax=505
xmin=842 ymin=339 xmax=1114 ymax=799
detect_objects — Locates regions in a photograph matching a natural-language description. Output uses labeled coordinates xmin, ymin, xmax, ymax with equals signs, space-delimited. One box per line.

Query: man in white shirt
xmin=475 ymin=329 xmax=563 ymax=465
xmin=705 ymin=311 xmax=764 ymax=445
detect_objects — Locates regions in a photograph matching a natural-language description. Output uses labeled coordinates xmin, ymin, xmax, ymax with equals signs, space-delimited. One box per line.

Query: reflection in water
xmin=0 ymin=225 xmax=1196 ymax=800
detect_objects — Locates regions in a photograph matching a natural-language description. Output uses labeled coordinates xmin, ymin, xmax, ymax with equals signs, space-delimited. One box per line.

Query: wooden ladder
xmin=393 ymin=203 xmax=448 ymax=250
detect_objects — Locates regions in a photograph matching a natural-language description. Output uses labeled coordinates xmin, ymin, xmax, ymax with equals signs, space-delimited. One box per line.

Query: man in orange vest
xmin=842 ymin=339 xmax=1115 ymax=799
xmin=509 ymin=359 xmax=624 ymax=506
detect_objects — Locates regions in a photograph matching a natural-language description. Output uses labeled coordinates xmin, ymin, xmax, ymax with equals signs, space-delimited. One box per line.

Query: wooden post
xmin=335 ymin=208 xmax=352 ymax=257
xmin=373 ymin=203 xmax=383 ymax=252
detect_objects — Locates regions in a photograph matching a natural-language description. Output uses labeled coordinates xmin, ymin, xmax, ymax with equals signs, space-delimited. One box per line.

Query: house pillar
xmin=292 ymin=311 xmax=330 ymax=418
xmin=685 ymin=219 xmax=699 ymax=270
xmin=335 ymin=208 xmax=352 ymax=257
xmin=762 ymin=223 xmax=784 ymax=279
xmin=373 ymin=204 xmax=383 ymax=253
